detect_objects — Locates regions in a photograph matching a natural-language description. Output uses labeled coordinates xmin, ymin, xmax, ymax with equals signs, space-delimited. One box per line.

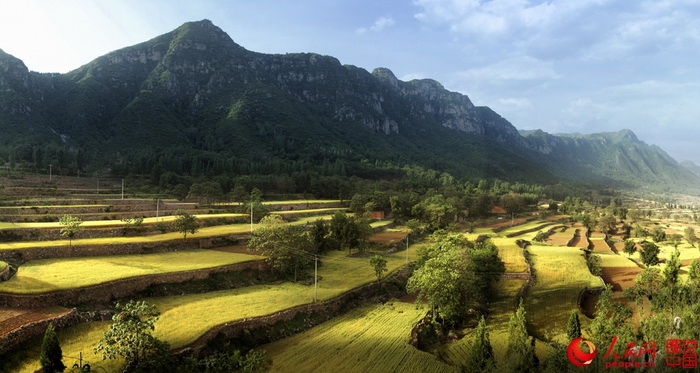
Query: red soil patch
xmin=369 ymin=231 xmax=408 ymax=245
xmin=601 ymin=266 xmax=643 ymax=291
xmin=0 ymin=306 xmax=70 ymax=338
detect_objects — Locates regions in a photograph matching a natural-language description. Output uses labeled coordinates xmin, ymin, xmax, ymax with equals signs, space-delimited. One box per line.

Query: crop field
xmin=264 ymin=300 xmax=457 ymax=373
xmin=490 ymin=237 xmax=528 ymax=272
xmin=547 ymin=227 xmax=574 ymax=246
xmin=524 ymin=245 xmax=601 ymax=341
xmin=0 ymin=213 xmax=248 ymax=230
xmin=0 ymin=306 xmax=70 ymax=338
xmin=0 ymin=250 xmax=262 ymax=294
xmin=497 ymin=220 xmax=554 ymax=237
xmin=5 ymin=245 xmax=419 ymax=372
xmin=369 ymin=229 xmax=408 ymax=245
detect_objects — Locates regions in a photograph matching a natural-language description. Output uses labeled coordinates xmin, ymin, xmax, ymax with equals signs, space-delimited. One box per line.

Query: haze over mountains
xmin=0 ymin=20 xmax=698 ymax=194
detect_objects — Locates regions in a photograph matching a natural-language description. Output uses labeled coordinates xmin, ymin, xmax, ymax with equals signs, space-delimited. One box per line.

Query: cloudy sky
xmin=1 ymin=0 xmax=699 ymax=163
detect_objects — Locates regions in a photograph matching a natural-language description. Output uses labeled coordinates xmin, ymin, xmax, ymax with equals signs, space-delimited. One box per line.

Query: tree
xmin=533 ymin=231 xmax=548 ymax=242
xmin=650 ymin=226 xmax=666 ymax=243
xmin=328 ymin=212 xmax=372 ymax=255
xmin=242 ymin=188 xmax=269 ymax=223
xmin=248 ymin=214 xmax=312 ymax=280
xmin=669 ymin=233 xmax=683 ymax=249
xmin=640 ymin=241 xmax=660 ymax=266
xmin=663 ymin=249 xmax=681 ymax=286
xmin=411 ymin=194 xmax=458 ymax=231
xmin=506 ymin=299 xmax=537 ymax=373
xmin=566 ymin=311 xmax=581 ymax=341
xmin=622 ymin=239 xmax=637 ymax=257
xmin=39 ymin=322 xmax=66 ymax=373
xmin=465 ymin=316 xmax=495 ymax=372
xmin=172 ymin=210 xmax=198 ymax=239
xmin=688 ymin=259 xmax=700 ymax=282
xmin=94 ymin=300 xmax=170 ymax=372
xmin=59 ymin=214 xmax=82 ymax=248
xmin=586 ymin=253 xmax=602 ymax=276
xmin=369 ymin=255 xmax=388 ymax=282
xmin=500 ymin=193 xmax=526 ymax=216
xmin=684 ymin=226 xmax=698 ymax=248
xmin=579 ymin=213 xmax=597 ymax=231
xmin=597 ymin=215 xmax=617 ymax=235
xmin=309 ymin=219 xmax=332 ymax=254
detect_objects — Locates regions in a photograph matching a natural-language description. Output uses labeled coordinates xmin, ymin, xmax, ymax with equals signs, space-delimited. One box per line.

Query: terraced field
xmin=524 ymin=245 xmax=601 ymax=341
xmin=0 ymin=250 xmax=262 ymax=294
xmin=265 ymin=301 xmax=456 ymax=373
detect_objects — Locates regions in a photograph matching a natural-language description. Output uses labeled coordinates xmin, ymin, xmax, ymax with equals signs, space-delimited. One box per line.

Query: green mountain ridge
xmin=0 ymin=19 xmax=698 ymax=195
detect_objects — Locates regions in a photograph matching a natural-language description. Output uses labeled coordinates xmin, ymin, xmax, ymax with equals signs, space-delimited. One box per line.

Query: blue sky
xmin=1 ymin=0 xmax=699 ymax=164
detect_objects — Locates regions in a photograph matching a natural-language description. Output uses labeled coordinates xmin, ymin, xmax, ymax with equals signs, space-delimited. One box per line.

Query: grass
xmin=3 ymin=321 xmax=121 ymax=373
xmin=497 ymin=220 xmax=555 ymax=239
xmin=0 ymin=250 xmax=262 ymax=294
xmin=0 ymin=214 xmax=347 ymax=250
xmin=270 ymin=207 xmax=347 ymax=215
xmin=149 ymin=247 xmax=418 ymax=348
xmin=491 ymin=237 xmax=528 ymax=272
xmin=0 ymin=213 xmax=247 ymax=230
xmin=524 ymin=245 xmax=601 ymax=342
xmin=7 ymin=244 xmax=421 ymax=372
xmin=264 ymin=300 xmax=457 ymax=373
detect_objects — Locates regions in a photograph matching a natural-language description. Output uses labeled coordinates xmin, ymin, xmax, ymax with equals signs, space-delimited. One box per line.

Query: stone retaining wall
xmin=175 ymin=267 xmax=411 ymax=353
xmin=0 ymin=235 xmax=240 ymax=261
xmin=0 ymin=260 xmax=265 ymax=308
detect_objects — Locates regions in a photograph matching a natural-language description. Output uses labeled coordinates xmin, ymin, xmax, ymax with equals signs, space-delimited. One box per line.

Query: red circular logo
xmin=567 ymin=338 xmax=597 ymax=366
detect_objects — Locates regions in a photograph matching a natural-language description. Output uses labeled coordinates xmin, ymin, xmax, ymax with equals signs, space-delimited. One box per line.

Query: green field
xmin=524 ymin=245 xmax=601 ymax=342
xmin=8 ymin=246 xmax=419 ymax=372
xmin=0 ymin=213 xmax=247 ymax=230
xmin=149 ymin=248 xmax=416 ymax=348
xmin=0 ymin=250 xmax=262 ymax=294
xmin=491 ymin=237 xmax=528 ymax=272
xmin=265 ymin=300 xmax=456 ymax=373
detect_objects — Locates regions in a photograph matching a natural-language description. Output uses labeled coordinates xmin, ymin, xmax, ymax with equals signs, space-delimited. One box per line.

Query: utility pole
xmin=314 ymin=255 xmax=318 ymax=302
xmin=121 ymin=179 xmax=124 ymax=200
xmin=49 ymin=164 xmax=52 ymax=180
xmin=250 ymin=202 xmax=253 ymax=233
xmin=156 ymin=198 xmax=159 ymax=221
xmin=406 ymin=235 xmax=409 ymax=265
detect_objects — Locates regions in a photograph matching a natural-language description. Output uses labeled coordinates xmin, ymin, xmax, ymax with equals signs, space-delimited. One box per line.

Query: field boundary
xmin=174 ymin=267 xmax=412 ymax=354
xmin=0 ymin=260 xmax=265 ymax=308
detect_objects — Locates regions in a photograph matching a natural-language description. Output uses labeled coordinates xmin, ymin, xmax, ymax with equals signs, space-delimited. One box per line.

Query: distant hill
xmin=1 ymin=20 xmax=698 ymax=195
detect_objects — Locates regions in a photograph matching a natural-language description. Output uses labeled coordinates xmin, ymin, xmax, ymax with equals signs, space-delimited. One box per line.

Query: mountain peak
xmin=372 ymin=67 xmax=399 ymax=89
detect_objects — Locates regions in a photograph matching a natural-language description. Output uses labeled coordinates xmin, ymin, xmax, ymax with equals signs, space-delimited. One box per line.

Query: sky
xmin=1 ymin=0 xmax=699 ymax=164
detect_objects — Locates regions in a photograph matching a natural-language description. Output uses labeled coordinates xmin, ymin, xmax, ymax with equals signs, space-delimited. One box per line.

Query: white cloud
xmin=456 ymin=56 xmax=559 ymax=87
xmin=356 ymin=16 xmax=396 ymax=35
xmin=413 ymin=0 xmax=700 ymax=61
xmin=401 ymin=73 xmax=427 ymax=81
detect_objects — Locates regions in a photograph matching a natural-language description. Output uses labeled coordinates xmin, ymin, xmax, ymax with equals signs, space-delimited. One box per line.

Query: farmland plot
xmin=265 ymin=301 xmax=456 ymax=373
xmin=525 ymin=245 xmax=601 ymax=341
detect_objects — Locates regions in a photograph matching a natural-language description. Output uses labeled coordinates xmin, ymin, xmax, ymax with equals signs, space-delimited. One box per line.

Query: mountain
xmin=681 ymin=161 xmax=700 ymax=178
xmin=1 ymin=20 xmax=698 ymax=195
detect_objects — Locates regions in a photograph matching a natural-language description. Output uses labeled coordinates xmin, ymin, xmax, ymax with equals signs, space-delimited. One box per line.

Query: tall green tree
xmin=94 ymin=300 xmax=170 ymax=372
xmin=242 ymin=188 xmax=269 ymax=223
xmin=59 ymin=214 xmax=82 ymax=248
xmin=566 ymin=311 xmax=581 ymax=341
xmin=622 ymin=239 xmax=637 ymax=257
xmin=248 ymin=214 xmax=312 ymax=280
xmin=663 ymin=249 xmax=681 ymax=286
xmin=506 ymin=299 xmax=537 ymax=373
xmin=684 ymin=226 xmax=698 ymax=248
xmin=640 ymin=241 xmax=660 ymax=266
xmin=172 ymin=210 xmax=198 ymax=239
xmin=39 ymin=322 xmax=65 ymax=373
xmin=465 ymin=316 xmax=496 ymax=372
xmin=369 ymin=255 xmax=388 ymax=282
xmin=650 ymin=226 xmax=666 ymax=243
xmin=411 ymin=194 xmax=458 ymax=231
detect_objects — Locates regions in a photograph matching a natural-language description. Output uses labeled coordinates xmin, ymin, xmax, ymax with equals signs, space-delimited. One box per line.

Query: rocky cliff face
xmin=0 ymin=19 xmax=697 ymax=192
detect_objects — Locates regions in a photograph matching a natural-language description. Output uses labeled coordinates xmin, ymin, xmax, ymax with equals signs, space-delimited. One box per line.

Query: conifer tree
xmin=566 ymin=310 xmax=581 ymax=341
xmin=39 ymin=322 xmax=65 ymax=373
xmin=506 ymin=299 xmax=537 ymax=373
xmin=465 ymin=316 xmax=496 ymax=372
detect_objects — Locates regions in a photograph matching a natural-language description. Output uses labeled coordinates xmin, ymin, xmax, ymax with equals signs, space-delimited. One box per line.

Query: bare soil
xmin=601 ymin=266 xmax=643 ymax=291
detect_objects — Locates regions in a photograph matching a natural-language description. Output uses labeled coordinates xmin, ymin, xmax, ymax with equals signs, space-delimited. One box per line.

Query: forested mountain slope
xmin=1 ymin=20 xmax=697 ymax=194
